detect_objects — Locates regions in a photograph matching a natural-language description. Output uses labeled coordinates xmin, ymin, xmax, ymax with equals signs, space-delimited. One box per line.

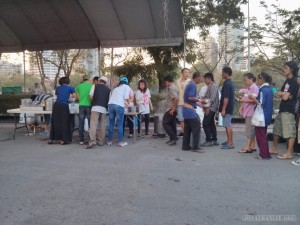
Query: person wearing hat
xmin=107 ymin=76 xmax=132 ymax=147
xmin=76 ymin=74 xmax=92 ymax=144
xmin=85 ymin=76 xmax=111 ymax=149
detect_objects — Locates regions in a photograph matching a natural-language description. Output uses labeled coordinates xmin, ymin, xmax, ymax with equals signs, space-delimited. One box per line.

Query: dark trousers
xmin=162 ymin=111 xmax=177 ymax=141
xmin=138 ymin=113 xmax=150 ymax=134
xmin=255 ymin=126 xmax=270 ymax=158
xmin=182 ymin=117 xmax=201 ymax=150
xmin=123 ymin=116 xmax=134 ymax=135
xmin=78 ymin=106 xmax=91 ymax=142
xmin=203 ymin=111 xmax=217 ymax=142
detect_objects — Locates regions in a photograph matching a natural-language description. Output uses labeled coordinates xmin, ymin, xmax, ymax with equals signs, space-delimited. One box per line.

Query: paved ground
xmin=0 ymin=122 xmax=299 ymax=225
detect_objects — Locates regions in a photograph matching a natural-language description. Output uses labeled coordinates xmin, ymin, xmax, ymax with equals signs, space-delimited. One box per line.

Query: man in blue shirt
xmin=182 ymin=71 xmax=203 ymax=152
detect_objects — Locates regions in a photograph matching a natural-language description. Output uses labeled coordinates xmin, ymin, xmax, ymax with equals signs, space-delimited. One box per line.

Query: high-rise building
xmin=26 ymin=49 xmax=99 ymax=80
xmin=218 ymin=22 xmax=244 ymax=71
xmin=199 ymin=36 xmax=219 ymax=68
xmin=0 ymin=60 xmax=22 ymax=75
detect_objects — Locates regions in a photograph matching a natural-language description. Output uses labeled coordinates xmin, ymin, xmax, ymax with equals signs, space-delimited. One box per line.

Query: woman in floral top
xmin=135 ymin=79 xmax=153 ymax=136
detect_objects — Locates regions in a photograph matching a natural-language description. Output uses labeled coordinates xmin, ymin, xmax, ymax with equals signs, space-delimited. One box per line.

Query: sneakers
xmin=201 ymin=141 xmax=213 ymax=147
xmin=212 ymin=141 xmax=219 ymax=146
xmin=291 ymin=159 xmax=300 ymax=166
xmin=118 ymin=142 xmax=128 ymax=147
xmin=168 ymin=140 xmax=177 ymax=146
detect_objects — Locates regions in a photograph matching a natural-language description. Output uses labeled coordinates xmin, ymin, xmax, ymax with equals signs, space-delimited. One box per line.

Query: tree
xmin=251 ymin=2 xmax=300 ymax=72
xmin=144 ymin=0 xmax=247 ymax=91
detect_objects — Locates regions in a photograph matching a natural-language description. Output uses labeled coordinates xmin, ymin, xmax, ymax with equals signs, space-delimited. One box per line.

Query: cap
xmin=120 ymin=76 xmax=128 ymax=83
xmin=82 ymin=75 xmax=90 ymax=80
xmin=99 ymin=76 xmax=108 ymax=83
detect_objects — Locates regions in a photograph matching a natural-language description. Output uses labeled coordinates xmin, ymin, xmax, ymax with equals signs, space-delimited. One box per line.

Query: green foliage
xmin=251 ymin=2 xmax=300 ymax=69
xmin=0 ymin=94 xmax=31 ymax=116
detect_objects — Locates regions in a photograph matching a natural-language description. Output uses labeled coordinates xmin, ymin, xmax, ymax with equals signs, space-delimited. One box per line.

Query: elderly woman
xmin=238 ymin=73 xmax=259 ymax=153
xmin=49 ymin=77 xmax=76 ymax=145
xmin=249 ymin=72 xmax=273 ymax=159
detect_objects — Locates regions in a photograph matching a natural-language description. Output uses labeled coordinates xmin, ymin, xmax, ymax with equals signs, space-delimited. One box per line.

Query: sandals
xmin=221 ymin=144 xmax=234 ymax=150
xmin=238 ymin=148 xmax=253 ymax=153
xmin=277 ymin=154 xmax=293 ymax=160
xmin=85 ymin=144 xmax=93 ymax=149
xmin=269 ymin=151 xmax=278 ymax=155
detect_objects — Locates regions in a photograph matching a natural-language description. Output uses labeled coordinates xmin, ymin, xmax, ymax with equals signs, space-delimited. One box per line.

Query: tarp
xmin=0 ymin=0 xmax=184 ymax=52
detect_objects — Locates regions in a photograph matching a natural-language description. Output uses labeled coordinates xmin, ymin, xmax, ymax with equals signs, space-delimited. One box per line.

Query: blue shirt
xmin=55 ymin=85 xmax=75 ymax=104
xmin=182 ymin=81 xmax=198 ymax=119
xmin=219 ymin=79 xmax=235 ymax=115
xmin=257 ymin=86 xmax=273 ymax=126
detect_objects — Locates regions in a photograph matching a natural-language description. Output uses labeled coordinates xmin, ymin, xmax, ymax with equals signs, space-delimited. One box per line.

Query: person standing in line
xmin=291 ymin=74 xmax=300 ymax=166
xmin=85 ymin=76 xmax=110 ymax=149
xmin=163 ymin=75 xmax=179 ymax=146
xmin=201 ymin=72 xmax=220 ymax=147
xmin=76 ymin=75 xmax=92 ymax=145
xmin=136 ymin=79 xmax=153 ymax=136
xmin=107 ymin=76 xmax=132 ymax=147
xmin=270 ymin=61 xmax=299 ymax=160
xmin=176 ymin=68 xmax=191 ymax=136
xmin=249 ymin=72 xmax=273 ymax=159
xmin=219 ymin=66 xmax=235 ymax=149
xmin=124 ymin=88 xmax=135 ymax=138
xmin=49 ymin=77 xmax=76 ymax=145
xmin=238 ymin=73 xmax=259 ymax=153
xmin=182 ymin=71 xmax=203 ymax=152
xmin=92 ymin=76 xmax=99 ymax=85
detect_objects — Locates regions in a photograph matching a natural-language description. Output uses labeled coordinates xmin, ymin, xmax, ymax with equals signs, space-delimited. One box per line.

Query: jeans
xmin=108 ymin=104 xmax=125 ymax=142
xmin=202 ymin=111 xmax=217 ymax=142
xmin=89 ymin=111 xmax=106 ymax=146
xmin=78 ymin=106 xmax=91 ymax=142
xmin=162 ymin=111 xmax=177 ymax=141
xmin=182 ymin=117 xmax=201 ymax=150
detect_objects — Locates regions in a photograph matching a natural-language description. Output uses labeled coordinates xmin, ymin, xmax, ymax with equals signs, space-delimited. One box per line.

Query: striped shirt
xmin=204 ymin=82 xmax=219 ymax=112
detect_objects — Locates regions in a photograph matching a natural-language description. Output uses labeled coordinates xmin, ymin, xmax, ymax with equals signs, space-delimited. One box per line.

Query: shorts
xmin=245 ymin=116 xmax=255 ymax=138
xmin=222 ymin=114 xmax=232 ymax=127
xmin=177 ymin=105 xmax=184 ymax=122
xmin=273 ymin=112 xmax=296 ymax=139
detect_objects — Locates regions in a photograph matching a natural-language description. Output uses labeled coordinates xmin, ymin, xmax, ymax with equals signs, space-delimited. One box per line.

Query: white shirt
xmin=108 ymin=84 xmax=131 ymax=107
xmin=136 ymin=89 xmax=151 ymax=114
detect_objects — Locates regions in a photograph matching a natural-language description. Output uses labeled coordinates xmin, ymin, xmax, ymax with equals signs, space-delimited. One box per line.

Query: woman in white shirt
xmin=136 ymin=79 xmax=153 ymax=136
xmin=107 ymin=76 xmax=132 ymax=147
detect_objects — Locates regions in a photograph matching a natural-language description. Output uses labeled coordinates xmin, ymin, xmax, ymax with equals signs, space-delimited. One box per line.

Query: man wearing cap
xmin=76 ymin=75 xmax=92 ymax=144
xmin=86 ymin=76 xmax=111 ymax=149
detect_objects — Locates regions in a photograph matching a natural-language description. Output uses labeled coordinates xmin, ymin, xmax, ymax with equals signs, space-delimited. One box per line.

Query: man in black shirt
xmin=219 ymin=66 xmax=235 ymax=149
xmin=270 ymin=61 xmax=299 ymax=159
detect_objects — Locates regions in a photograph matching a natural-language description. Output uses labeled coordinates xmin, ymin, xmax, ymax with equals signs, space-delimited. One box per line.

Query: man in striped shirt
xmin=201 ymin=72 xmax=220 ymax=147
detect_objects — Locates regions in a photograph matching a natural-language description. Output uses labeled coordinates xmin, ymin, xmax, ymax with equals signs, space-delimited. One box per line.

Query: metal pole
xmin=98 ymin=47 xmax=101 ymax=76
xmin=23 ymin=51 xmax=26 ymax=92
xmin=247 ymin=0 xmax=251 ymax=72
xmin=110 ymin=48 xmax=114 ymax=88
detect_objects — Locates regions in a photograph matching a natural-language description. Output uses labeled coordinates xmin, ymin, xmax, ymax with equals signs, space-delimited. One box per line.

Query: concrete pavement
xmin=0 ymin=123 xmax=299 ymax=225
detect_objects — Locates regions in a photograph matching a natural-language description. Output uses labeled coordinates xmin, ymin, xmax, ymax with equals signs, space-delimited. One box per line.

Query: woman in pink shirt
xmin=238 ymin=73 xmax=259 ymax=153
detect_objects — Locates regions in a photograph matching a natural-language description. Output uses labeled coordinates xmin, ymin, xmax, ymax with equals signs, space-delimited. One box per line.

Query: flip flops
xmin=277 ymin=154 xmax=293 ymax=160
xmin=221 ymin=144 xmax=234 ymax=150
xmin=238 ymin=148 xmax=253 ymax=153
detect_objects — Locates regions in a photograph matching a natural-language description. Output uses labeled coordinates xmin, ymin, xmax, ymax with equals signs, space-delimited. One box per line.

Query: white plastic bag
xmin=251 ymin=93 xmax=265 ymax=127
xmin=84 ymin=118 xmax=89 ymax=131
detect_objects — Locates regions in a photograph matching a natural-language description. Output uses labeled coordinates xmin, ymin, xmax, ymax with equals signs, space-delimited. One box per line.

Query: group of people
xmin=46 ymin=60 xmax=300 ymax=166
xmin=48 ymin=75 xmax=153 ymax=148
xmin=162 ymin=62 xmax=300 ymax=165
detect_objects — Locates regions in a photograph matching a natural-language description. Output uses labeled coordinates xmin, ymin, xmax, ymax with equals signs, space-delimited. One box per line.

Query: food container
xmin=45 ymin=99 xmax=53 ymax=111
xmin=21 ymin=98 xmax=32 ymax=106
